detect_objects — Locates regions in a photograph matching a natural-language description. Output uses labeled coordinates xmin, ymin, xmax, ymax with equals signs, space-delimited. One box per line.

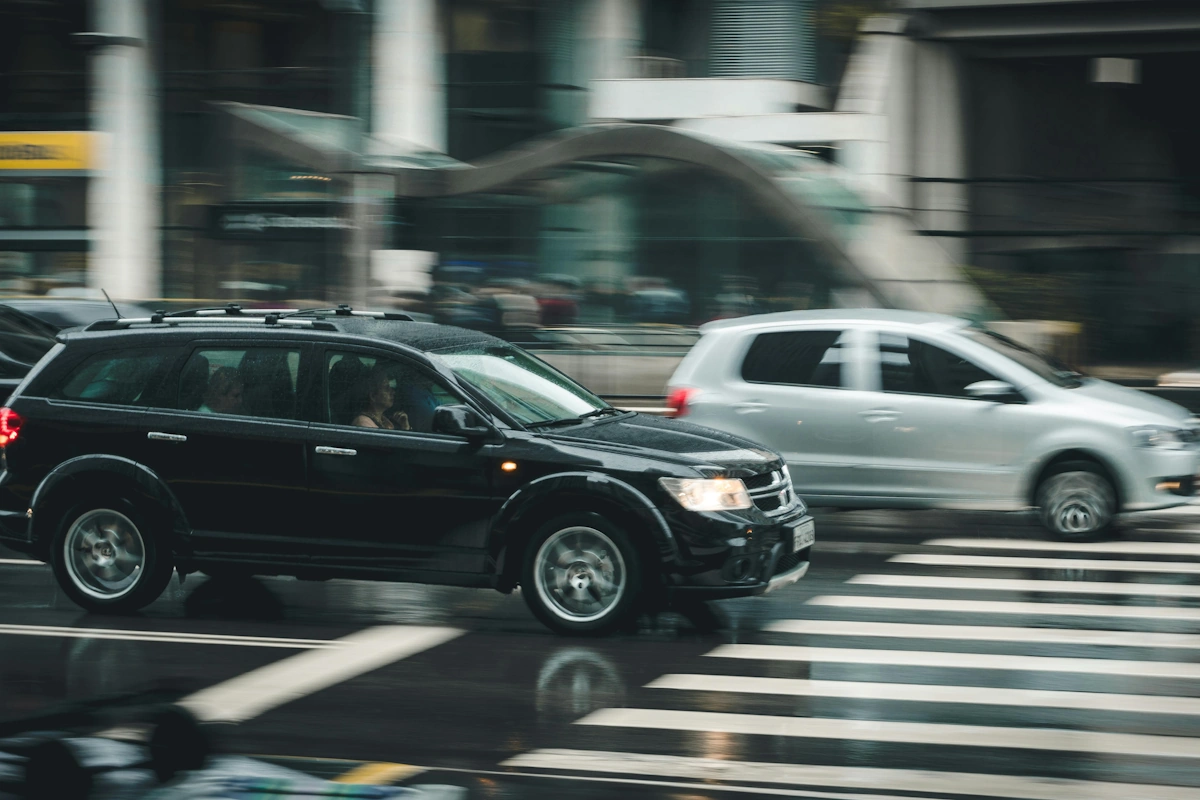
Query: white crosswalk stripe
xmin=806 ymin=594 xmax=1200 ymax=621
xmin=891 ymin=552 xmax=1200 ymax=573
xmin=766 ymin=618 xmax=1200 ymax=648
xmin=504 ymin=527 xmax=1200 ymax=797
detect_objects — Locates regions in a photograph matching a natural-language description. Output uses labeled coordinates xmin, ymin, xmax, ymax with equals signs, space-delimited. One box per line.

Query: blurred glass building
xmin=1 ymin=0 xmax=1199 ymax=372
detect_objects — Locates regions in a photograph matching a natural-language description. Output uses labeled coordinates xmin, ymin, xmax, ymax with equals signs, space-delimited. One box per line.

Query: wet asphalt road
xmin=5 ymin=506 xmax=1200 ymax=800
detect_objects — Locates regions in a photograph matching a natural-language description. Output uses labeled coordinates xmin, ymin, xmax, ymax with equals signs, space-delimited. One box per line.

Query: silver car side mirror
xmin=965 ymin=380 xmax=1019 ymax=401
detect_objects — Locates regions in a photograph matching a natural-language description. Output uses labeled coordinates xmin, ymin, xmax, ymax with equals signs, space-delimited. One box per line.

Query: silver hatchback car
xmin=667 ymin=309 xmax=1200 ymax=539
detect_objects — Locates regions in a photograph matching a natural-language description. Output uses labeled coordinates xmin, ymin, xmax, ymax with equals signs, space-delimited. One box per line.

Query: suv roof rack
xmin=79 ymin=304 xmax=414 ymax=333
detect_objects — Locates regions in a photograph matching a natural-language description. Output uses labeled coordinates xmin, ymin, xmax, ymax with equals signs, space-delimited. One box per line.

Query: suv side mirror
xmin=965 ymin=380 xmax=1021 ymax=402
xmin=433 ymin=404 xmax=494 ymax=439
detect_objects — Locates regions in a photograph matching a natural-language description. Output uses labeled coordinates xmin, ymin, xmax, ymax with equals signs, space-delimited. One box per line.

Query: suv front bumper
xmin=665 ymin=513 xmax=814 ymax=601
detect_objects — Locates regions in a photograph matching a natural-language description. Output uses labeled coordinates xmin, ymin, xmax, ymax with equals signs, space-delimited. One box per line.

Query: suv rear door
xmin=136 ymin=340 xmax=313 ymax=564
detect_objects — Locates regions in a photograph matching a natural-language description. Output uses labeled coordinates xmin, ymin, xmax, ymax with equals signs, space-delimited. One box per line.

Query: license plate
xmin=791 ymin=519 xmax=815 ymax=553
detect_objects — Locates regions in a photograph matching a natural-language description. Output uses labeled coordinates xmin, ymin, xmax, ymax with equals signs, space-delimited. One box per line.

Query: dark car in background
xmin=0 ymin=298 xmax=156 ymax=395
xmin=0 ymin=307 xmax=813 ymax=635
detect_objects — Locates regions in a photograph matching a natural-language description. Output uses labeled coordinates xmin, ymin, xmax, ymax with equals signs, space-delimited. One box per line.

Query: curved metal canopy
xmin=219 ymin=104 xmax=985 ymax=315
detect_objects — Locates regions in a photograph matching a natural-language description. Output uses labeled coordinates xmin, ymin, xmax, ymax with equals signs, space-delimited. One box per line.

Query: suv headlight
xmin=1129 ymin=426 xmax=1191 ymax=450
xmin=659 ymin=477 xmax=753 ymax=511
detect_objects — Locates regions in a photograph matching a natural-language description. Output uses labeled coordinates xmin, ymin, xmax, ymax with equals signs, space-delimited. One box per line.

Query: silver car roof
xmin=699 ymin=308 xmax=971 ymax=336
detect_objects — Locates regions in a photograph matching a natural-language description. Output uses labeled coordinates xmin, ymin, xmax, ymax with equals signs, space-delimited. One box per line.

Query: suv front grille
xmin=745 ymin=468 xmax=798 ymax=516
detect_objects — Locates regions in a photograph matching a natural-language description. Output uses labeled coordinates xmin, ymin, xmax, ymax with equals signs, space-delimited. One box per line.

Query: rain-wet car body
xmin=0 ymin=308 xmax=812 ymax=634
xmin=667 ymin=309 xmax=1200 ymax=540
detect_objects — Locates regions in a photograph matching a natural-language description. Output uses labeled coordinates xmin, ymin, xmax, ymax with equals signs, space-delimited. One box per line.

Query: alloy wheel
xmin=63 ymin=509 xmax=146 ymax=601
xmin=1040 ymin=471 xmax=1114 ymax=538
xmin=533 ymin=525 xmax=627 ymax=623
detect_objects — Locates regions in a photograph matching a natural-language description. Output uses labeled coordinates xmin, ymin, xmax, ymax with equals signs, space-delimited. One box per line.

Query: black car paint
xmin=0 ymin=320 xmax=810 ymax=599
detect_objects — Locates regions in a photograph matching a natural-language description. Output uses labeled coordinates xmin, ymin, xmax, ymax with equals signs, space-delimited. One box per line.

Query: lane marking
xmin=647 ymin=674 xmax=1200 ymax=716
xmin=180 ymin=625 xmax=462 ymax=723
xmin=848 ymin=573 xmax=1200 ymax=597
xmin=0 ymin=623 xmax=333 ymax=649
xmin=577 ymin=708 xmax=1200 ymax=759
xmin=923 ymin=538 xmax=1200 ymax=556
xmin=806 ymin=594 xmax=1200 ymax=622
xmin=707 ymin=644 xmax=1200 ymax=679
xmin=892 ymin=553 xmax=1200 ymax=574
xmin=333 ymin=762 xmax=425 ymax=785
xmin=0 ymin=558 xmax=41 ymax=566
xmin=503 ymin=748 xmax=1200 ymax=800
xmin=766 ymin=619 xmax=1200 ymax=649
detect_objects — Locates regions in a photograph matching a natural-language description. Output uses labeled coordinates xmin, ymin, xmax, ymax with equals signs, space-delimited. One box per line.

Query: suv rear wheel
xmin=50 ymin=497 xmax=174 ymax=613
xmin=1036 ymin=461 xmax=1116 ymax=541
xmin=521 ymin=512 xmax=643 ymax=635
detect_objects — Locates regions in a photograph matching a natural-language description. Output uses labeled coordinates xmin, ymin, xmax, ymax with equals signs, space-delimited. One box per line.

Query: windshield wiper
xmin=578 ymin=407 xmax=625 ymax=421
xmin=525 ymin=417 xmax=588 ymax=429
xmin=526 ymin=407 xmax=625 ymax=429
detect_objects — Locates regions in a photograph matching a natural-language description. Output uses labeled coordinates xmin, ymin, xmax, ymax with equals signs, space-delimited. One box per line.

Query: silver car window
xmin=879 ymin=333 xmax=999 ymax=398
xmin=742 ymin=329 xmax=849 ymax=389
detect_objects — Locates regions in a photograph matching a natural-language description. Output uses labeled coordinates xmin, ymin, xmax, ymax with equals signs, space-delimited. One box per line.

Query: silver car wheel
xmin=1040 ymin=471 xmax=1114 ymax=537
xmin=63 ymin=509 xmax=146 ymax=601
xmin=533 ymin=525 xmax=627 ymax=623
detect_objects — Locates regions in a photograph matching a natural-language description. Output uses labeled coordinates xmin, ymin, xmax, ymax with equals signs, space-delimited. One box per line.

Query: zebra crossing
xmin=504 ymin=523 xmax=1200 ymax=799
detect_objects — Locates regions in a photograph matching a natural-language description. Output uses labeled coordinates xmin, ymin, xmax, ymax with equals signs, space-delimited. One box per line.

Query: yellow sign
xmin=0 ymin=132 xmax=93 ymax=171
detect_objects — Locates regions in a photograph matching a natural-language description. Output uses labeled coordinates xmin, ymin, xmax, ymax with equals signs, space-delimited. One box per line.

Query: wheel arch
xmin=1027 ymin=448 xmax=1125 ymax=510
xmin=29 ymin=455 xmax=191 ymax=563
xmin=488 ymin=471 xmax=679 ymax=594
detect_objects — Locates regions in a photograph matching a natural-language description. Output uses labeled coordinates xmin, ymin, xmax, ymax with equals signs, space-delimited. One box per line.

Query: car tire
xmin=521 ymin=511 xmax=643 ymax=636
xmin=49 ymin=497 xmax=174 ymax=614
xmin=1036 ymin=461 xmax=1117 ymax=541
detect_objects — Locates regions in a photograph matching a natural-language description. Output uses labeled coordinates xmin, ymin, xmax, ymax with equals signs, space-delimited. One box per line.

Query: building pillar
xmin=87 ymin=0 xmax=160 ymax=300
xmin=372 ymin=0 xmax=445 ymax=152
xmin=911 ymin=40 xmax=968 ymax=264
xmin=586 ymin=0 xmax=641 ymax=82
xmin=343 ymin=173 xmax=392 ymax=307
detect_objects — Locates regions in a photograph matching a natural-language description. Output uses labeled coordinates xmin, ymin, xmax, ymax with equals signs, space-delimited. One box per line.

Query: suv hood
xmin=546 ymin=413 xmax=780 ymax=471
xmin=1070 ymin=378 xmax=1194 ymax=425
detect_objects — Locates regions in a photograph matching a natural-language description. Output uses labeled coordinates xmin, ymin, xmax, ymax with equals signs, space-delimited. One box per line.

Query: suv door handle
xmin=859 ymin=409 xmax=901 ymax=423
xmin=147 ymin=431 xmax=187 ymax=443
xmin=733 ymin=401 xmax=770 ymax=414
xmin=315 ymin=446 xmax=357 ymax=457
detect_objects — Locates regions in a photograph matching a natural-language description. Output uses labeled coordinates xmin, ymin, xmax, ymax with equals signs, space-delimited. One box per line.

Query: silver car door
xmin=862 ymin=329 xmax=1027 ymax=506
xmin=714 ymin=326 xmax=879 ymax=502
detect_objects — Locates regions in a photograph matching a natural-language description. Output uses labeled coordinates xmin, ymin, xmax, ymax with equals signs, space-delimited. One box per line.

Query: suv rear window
xmin=741 ymin=330 xmax=847 ymax=388
xmin=56 ymin=350 xmax=176 ymax=406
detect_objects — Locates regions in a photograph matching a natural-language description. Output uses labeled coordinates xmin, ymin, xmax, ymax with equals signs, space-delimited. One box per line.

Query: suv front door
xmin=137 ymin=341 xmax=313 ymax=563
xmin=305 ymin=348 xmax=501 ymax=577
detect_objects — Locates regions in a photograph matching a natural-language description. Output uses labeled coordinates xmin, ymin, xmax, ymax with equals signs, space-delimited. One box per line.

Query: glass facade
xmin=0 ymin=0 xmax=90 ymax=296
xmin=160 ymin=0 xmax=354 ymax=302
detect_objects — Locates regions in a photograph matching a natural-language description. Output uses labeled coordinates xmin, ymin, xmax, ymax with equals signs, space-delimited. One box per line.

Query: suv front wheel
xmin=521 ymin=512 xmax=643 ymax=635
xmin=50 ymin=498 xmax=174 ymax=613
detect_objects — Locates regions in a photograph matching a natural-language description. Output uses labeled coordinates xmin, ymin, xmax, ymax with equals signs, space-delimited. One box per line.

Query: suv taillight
xmin=666 ymin=388 xmax=697 ymax=418
xmin=0 ymin=407 xmax=23 ymax=447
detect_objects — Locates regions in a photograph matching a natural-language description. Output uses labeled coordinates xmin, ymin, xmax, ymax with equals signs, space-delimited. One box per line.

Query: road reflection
xmin=535 ymin=647 xmax=626 ymax=726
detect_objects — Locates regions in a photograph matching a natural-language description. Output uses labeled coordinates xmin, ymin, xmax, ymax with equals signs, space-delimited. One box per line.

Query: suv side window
xmin=742 ymin=330 xmax=848 ymax=389
xmin=177 ymin=347 xmax=303 ymax=419
xmin=880 ymin=333 xmax=997 ymax=398
xmin=56 ymin=349 xmax=176 ymax=406
xmin=325 ymin=351 xmax=459 ymax=434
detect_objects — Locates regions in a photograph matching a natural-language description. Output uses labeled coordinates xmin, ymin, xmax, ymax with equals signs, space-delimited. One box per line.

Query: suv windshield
xmin=964 ymin=327 xmax=1083 ymax=388
xmin=433 ymin=342 xmax=610 ymax=425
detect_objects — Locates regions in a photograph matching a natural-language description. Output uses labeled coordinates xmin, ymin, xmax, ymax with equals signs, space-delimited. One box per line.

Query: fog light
xmin=1157 ymin=480 xmax=1182 ymax=492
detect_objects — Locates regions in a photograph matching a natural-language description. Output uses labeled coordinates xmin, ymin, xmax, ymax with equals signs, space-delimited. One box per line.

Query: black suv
xmin=0 ymin=307 xmax=814 ymax=634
